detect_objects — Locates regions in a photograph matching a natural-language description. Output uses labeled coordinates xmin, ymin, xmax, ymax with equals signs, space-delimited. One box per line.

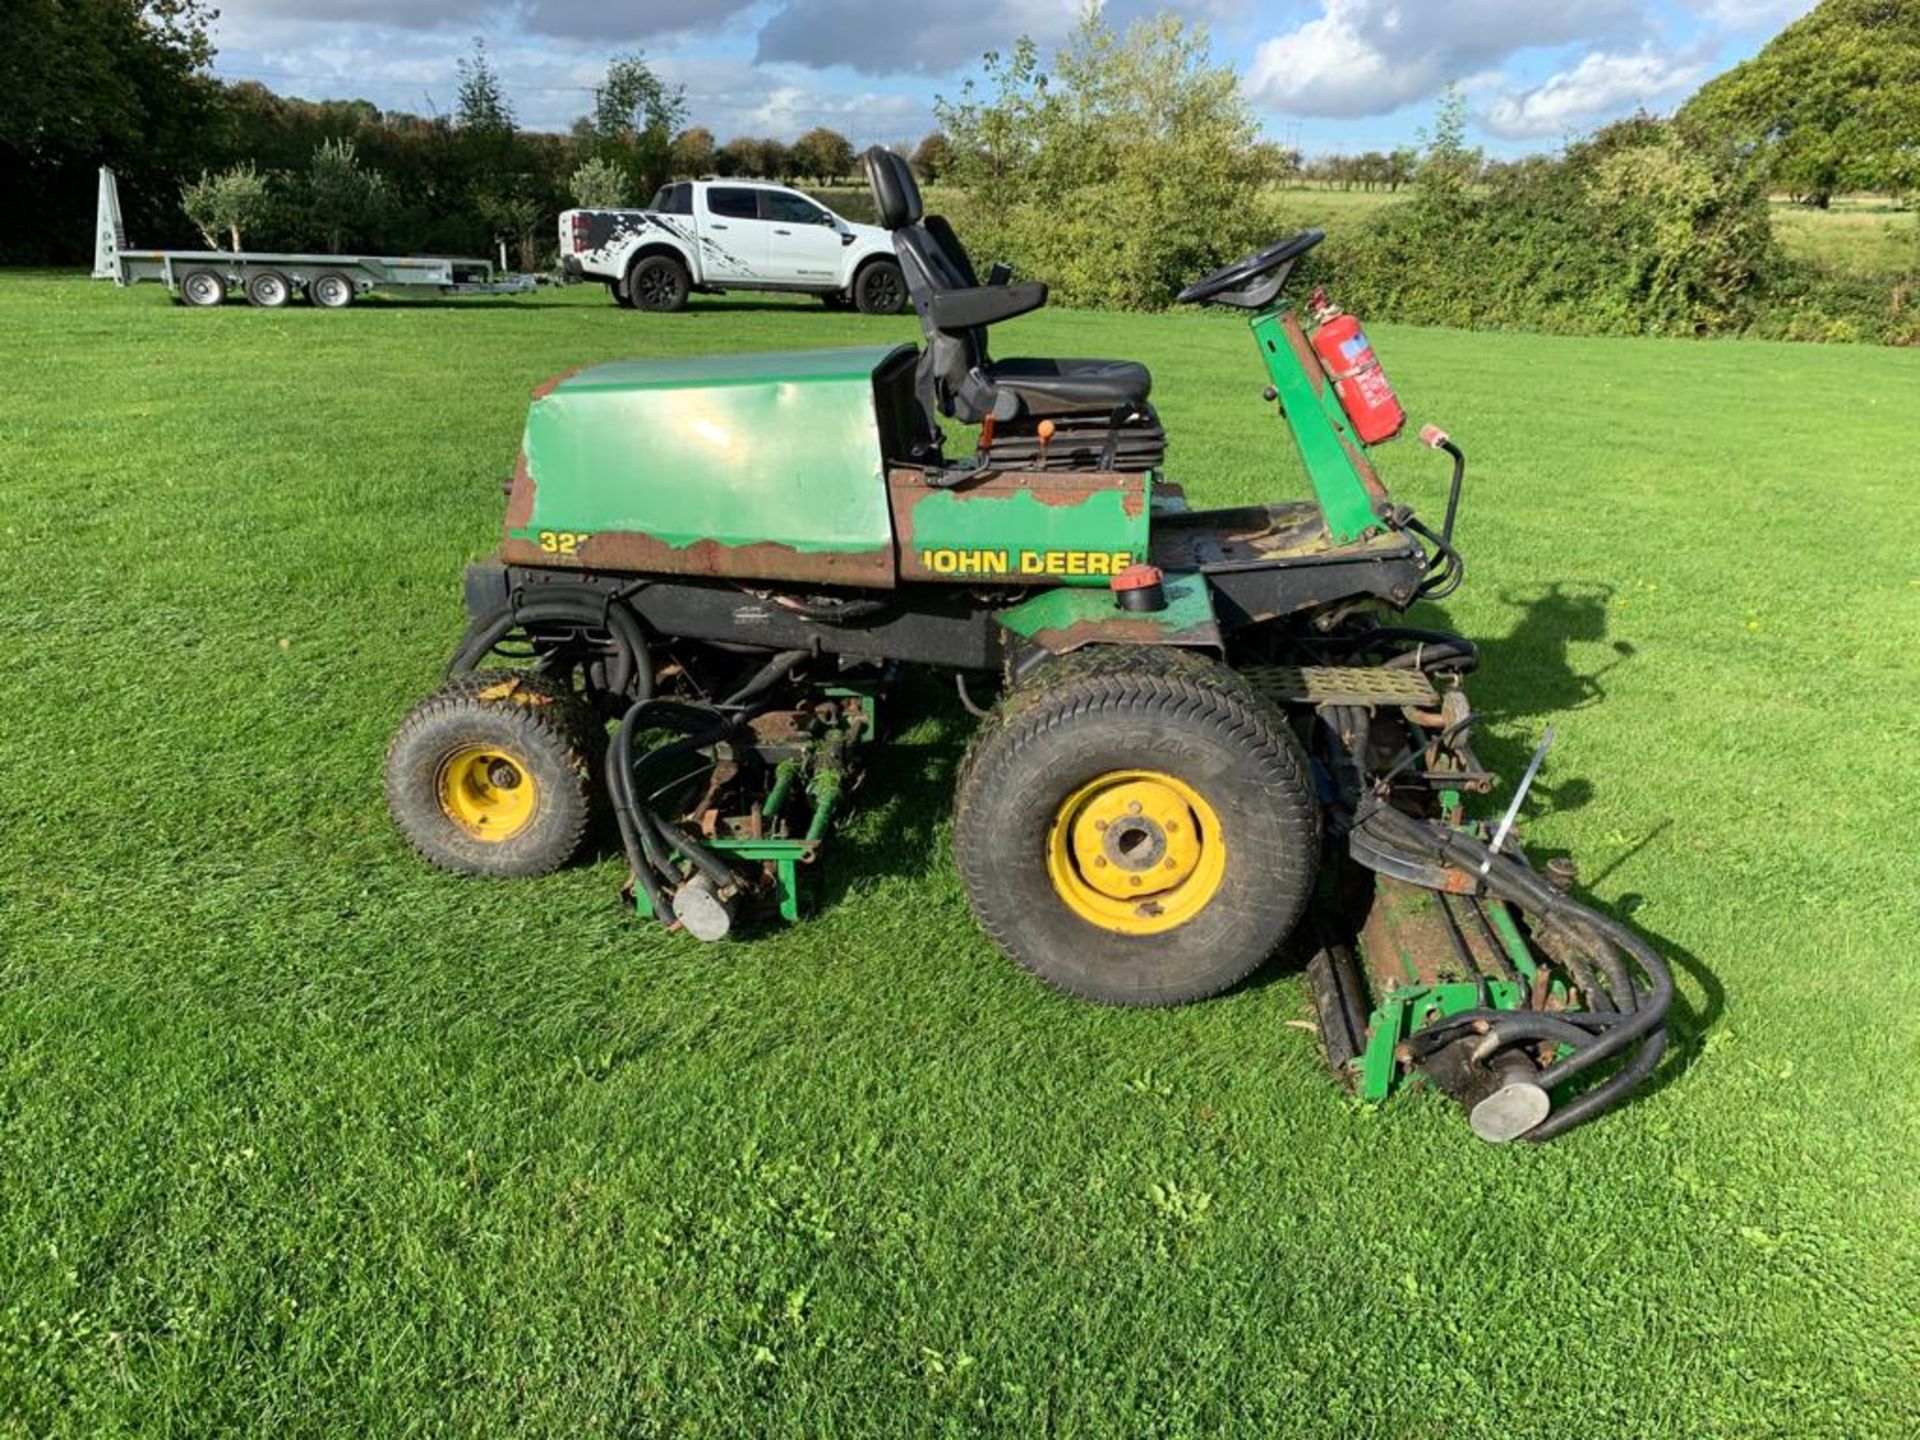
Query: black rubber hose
xmin=1350 ymin=799 xmax=1673 ymax=1128
xmin=722 ymin=649 xmax=809 ymax=708
xmin=453 ymin=589 xmax=654 ymax=701
xmin=1521 ymin=1027 xmax=1668 ymax=1142
xmin=606 ymin=702 xmax=674 ymax=925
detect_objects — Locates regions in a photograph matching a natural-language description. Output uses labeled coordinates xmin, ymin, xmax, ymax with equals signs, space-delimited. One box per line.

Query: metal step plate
xmin=1245 ymin=664 xmax=1438 ymax=709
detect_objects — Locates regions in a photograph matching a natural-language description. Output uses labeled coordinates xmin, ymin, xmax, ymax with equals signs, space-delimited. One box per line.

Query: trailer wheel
xmin=854 ymin=259 xmax=906 ymax=315
xmin=385 ymin=669 xmax=602 ymax=878
xmin=245 ymin=271 xmax=292 ymax=308
xmin=180 ymin=270 xmax=227 ymax=307
xmin=953 ymin=647 xmax=1320 ymax=1007
xmin=308 ymin=271 xmax=355 ymax=309
xmin=628 ymin=255 xmax=690 ymax=312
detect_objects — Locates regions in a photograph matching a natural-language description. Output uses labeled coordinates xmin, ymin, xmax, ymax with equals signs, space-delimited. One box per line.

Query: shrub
xmin=935 ymin=14 xmax=1270 ymax=311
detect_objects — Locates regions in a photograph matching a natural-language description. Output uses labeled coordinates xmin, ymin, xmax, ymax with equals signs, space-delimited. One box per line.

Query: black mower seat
xmin=985 ymin=357 xmax=1151 ymax=418
xmin=863 ymin=145 xmax=1154 ymax=428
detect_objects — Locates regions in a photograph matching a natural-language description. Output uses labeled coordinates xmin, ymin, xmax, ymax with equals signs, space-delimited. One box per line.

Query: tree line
xmin=0 ymin=1 xmax=951 ymax=265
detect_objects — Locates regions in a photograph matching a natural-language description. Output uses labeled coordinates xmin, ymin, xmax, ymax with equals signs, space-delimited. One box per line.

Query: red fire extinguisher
xmin=1308 ymin=288 xmax=1405 ymax=445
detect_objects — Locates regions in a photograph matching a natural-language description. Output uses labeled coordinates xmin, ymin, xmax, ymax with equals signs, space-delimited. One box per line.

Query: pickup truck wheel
xmin=629 ymin=255 xmax=690 ymax=313
xmin=854 ymin=259 xmax=906 ymax=316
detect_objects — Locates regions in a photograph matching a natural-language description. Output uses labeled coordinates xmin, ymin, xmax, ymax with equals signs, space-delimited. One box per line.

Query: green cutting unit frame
xmin=384 ymin=166 xmax=1672 ymax=1145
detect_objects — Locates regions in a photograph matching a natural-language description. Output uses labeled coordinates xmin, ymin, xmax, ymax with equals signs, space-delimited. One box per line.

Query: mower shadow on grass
xmin=1416 ymin=581 xmax=1725 ymax=1095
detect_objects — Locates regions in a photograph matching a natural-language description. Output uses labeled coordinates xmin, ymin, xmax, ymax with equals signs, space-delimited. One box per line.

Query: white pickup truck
xmin=559 ymin=179 xmax=906 ymax=314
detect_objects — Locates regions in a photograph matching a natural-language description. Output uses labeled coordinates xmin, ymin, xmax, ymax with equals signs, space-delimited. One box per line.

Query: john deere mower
xmin=385 ymin=148 xmax=1670 ymax=1142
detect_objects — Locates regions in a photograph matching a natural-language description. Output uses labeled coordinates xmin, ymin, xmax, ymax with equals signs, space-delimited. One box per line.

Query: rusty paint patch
xmin=498 ymin=529 xmax=896 ymax=588
xmin=503 ymin=451 xmax=536 ymax=531
xmin=530 ymin=366 xmax=583 ymax=401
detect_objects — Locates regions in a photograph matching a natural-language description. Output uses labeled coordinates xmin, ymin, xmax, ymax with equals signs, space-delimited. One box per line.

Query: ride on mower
xmin=385 ymin=148 xmax=1671 ymax=1142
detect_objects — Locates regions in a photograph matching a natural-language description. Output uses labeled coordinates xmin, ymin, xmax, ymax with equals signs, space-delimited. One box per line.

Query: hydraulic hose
xmin=1348 ymin=797 xmax=1673 ymax=1142
xmin=453 ymin=585 xmax=654 ymax=701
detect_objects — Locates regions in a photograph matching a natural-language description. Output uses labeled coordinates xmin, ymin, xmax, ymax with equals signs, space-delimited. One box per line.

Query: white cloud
xmin=1480 ymin=48 xmax=1707 ymax=138
xmin=754 ymin=0 xmax=1083 ymax=76
xmin=655 ymin=57 xmax=935 ymax=142
xmin=1245 ymin=0 xmax=1643 ymax=118
xmin=1674 ymin=0 xmax=1817 ymax=28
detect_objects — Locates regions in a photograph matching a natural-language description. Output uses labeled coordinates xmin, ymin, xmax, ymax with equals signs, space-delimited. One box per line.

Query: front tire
xmin=385 ymin=670 xmax=601 ymax=878
xmin=953 ymin=647 xmax=1320 ymax=1006
xmin=628 ymin=255 xmax=690 ymax=312
xmin=854 ymin=259 xmax=906 ymax=315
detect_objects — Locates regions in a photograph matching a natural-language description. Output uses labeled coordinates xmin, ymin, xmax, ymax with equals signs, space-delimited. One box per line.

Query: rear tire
xmin=245 ymin=270 xmax=291 ymax=308
xmin=180 ymin=270 xmax=226 ymax=307
xmin=385 ymin=670 xmax=601 ymax=878
xmin=953 ymin=647 xmax=1320 ymax=1006
xmin=854 ymin=259 xmax=906 ymax=315
xmin=307 ymin=271 xmax=355 ymax=309
xmin=629 ymin=255 xmax=690 ymax=312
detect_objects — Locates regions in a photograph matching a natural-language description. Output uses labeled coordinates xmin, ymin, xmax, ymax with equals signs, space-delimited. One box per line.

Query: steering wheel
xmin=1176 ymin=229 xmax=1326 ymax=307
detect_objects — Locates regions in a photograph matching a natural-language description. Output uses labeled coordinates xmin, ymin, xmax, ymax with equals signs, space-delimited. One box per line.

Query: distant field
xmin=1771 ymin=198 xmax=1918 ymax=278
xmin=2 ymin=272 xmax=1917 ymax=1436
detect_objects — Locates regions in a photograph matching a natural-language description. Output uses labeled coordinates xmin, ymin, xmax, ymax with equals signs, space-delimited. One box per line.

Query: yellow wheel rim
xmin=436 ymin=744 xmax=538 ymax=841
xmin=1046 ymin=769 xmax=1227 ymax=935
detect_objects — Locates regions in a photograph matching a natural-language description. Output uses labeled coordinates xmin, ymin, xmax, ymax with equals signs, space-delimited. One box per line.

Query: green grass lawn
xmin=2 ymin=273 xmax=1917 ymax=1437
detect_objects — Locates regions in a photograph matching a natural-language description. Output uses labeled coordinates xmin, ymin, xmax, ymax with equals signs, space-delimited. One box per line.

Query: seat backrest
xmin=863 ymin=147 xmax=989 ymax=420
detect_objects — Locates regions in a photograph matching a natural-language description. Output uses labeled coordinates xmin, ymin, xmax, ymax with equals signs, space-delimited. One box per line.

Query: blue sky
xmin=206 ymin=0 xmax=1817 ymax=157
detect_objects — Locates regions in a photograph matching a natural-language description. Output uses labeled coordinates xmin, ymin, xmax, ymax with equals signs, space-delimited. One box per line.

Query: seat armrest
xmin=928 ymin=280 xmax=1047 ymax=331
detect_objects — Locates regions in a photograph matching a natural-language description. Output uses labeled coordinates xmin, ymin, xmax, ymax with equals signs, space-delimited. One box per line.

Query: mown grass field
xmin=2 ymin=273 xmax=1917 ymax=1437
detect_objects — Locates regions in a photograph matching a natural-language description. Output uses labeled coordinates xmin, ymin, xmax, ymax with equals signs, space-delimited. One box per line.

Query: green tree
xmin=455 ymin=38 xmax=514 ymax=136
xmin=912 ymin=131 xmax=953 ymax=181
xmin=309 ymin=137 xmax=387 ymax=252
xmin=1415 ymin=84 xmax=1481 ymax=203
xmin=936 ymin=13 xmax=1268 ymax=309
xmin=671 ymin=125 xmax=716 ymax=177
xmin=180 ymin=162 xmax=269 ymax=250
xmin=1 ymin=0 xmax=220 ymax=262
xmin=590 ymin=53 xmax=687 ymax=197
xmin=477 ymin=189 xmax=541 ymax=269
xmin=1681 ymin=0 xmax=1920 ymax=206
xmin=791 ymin=127 xmax=855 ymax=183
xmin=568 ymin=156 xmax=630 ymax=208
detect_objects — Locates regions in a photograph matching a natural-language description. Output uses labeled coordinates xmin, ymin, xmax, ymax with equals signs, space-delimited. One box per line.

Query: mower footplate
xmin=1149 ymin=504 xmax=1431 ymax=623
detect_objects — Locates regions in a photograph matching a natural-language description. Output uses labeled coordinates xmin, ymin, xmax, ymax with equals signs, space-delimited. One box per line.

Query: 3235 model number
xmin=536 ymin=530 xmax=592 ymax=556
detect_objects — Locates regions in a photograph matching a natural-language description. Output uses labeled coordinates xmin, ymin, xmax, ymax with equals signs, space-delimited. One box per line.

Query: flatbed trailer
xmin=92 ymin=168 xmax=536 ymax=308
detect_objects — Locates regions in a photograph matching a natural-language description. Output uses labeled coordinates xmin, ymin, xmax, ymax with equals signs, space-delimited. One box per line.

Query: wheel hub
xmin=1046 ymin=770 xmax=1226 ymax=933
xmin=437 ymin=745 xmax=537 ymax=840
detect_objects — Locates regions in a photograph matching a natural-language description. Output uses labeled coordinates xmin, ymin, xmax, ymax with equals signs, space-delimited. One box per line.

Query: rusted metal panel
xmin=889 ymin=465 xmax=1150 ymax=586
xmin=503 ymin=348 xmax=905 ymax=587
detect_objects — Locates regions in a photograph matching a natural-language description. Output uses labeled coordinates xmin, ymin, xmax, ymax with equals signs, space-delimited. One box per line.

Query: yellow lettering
xmin=1045 ymin=552 xmax=1067 ymax=575
xmin=1066 ymin=551 xmax=1088 ymax=575
xmin=1020 ymin=551 xmax=1045 ymax=574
